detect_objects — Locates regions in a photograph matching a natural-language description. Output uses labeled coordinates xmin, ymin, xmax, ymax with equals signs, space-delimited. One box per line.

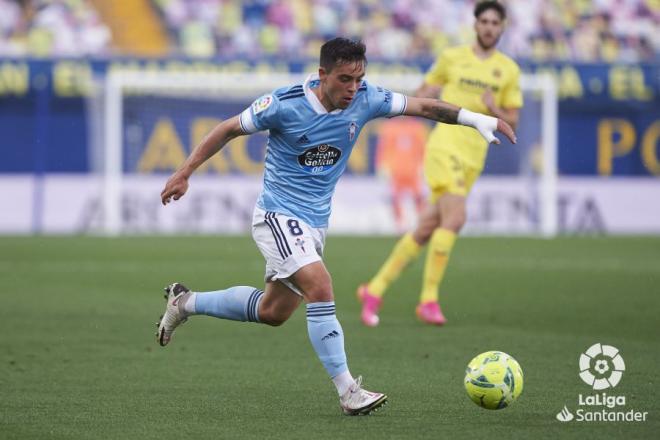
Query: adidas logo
xmin=322 ymin=330 xmax=340 ymax=341
xmin=297 ymin=134 xmax=310 ymax=144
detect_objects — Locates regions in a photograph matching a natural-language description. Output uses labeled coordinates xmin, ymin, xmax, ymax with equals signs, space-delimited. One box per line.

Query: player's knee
xmin=413 ymin=227 xmax=433 ymax=245
xmin=414 ymin=219 xmax=439 ymax=244
xmin=442 ymin=210 xmax=467 ymax=233
xmin=303 ymin=283 xmax=334 ymax=303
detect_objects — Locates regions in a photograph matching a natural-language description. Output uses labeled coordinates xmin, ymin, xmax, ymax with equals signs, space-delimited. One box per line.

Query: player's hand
xmin=496 ymin=119 xmax=517 ymax=145
xmin=161 ymin=172 xmax=189 ymax=205
xmin=481 ymin=89 xmax=496 ymax=111
xmin=457 ymin=109 xmax=517 ymax=145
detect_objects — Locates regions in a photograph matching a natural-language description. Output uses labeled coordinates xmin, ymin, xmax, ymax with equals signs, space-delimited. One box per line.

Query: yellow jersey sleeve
xmin=501 ymin=64 xmax=523 ymax=109
xmin=423 ymin=52 xmax=449 ymax=87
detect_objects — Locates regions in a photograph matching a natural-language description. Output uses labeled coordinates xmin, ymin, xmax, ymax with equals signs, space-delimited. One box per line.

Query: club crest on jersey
xmin=298 ymin=144 xmax=342 ymax=173
xmin=295 ymin=237 xmax=306 ymax=253
xmin=348 ymin=121 xmax=358 ymax=141
xmin=252 ymin=95 xmax=273 ymax=114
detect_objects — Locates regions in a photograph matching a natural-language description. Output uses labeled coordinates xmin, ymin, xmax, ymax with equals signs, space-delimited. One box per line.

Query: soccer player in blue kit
xmin=158 ymin=38 xmax=516 ymax=416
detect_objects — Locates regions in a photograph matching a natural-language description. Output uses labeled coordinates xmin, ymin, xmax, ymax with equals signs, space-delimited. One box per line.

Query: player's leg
xmin=416 ymin=155 xmax=475 ymax=325
xmin=156 ymin=279 xmax=302 ymax=346
xmin=416 ymin=194 xmax=464 ymax=325
xmin=356 ymin=149 xmax=452 ymax=327
xmin=253 ymin=206 xmax=385 ymax=414
xmin=356 ymin=200 xmax=439 ymax=327
xmin=412 ymin=201 xmax=442 ymax=245
xmin=366 ymin=196 xmax=440 ymax=292
xmin=291 ymin=261 xmax=387 ymax=415
xmin=257 ymin=280 xmax=302 ymax=326
xmin=192 ymin=278 xmax=302 ymax=324
xmin=156 ymin=207 xmax=305 ymax=346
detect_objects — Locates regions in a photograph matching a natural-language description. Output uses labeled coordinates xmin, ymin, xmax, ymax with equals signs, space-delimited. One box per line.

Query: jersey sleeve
xmin=501 ymin=65 xmax=523 ymax=109
xmin=424 ymin=52 xmax=449 ymax=87
xmin=367 ymin=82 xmax=408 ymax=119
xmin=239 ymin=94 xmax=281 ymax=133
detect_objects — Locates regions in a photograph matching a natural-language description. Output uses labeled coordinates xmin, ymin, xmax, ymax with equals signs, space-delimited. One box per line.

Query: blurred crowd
xmin=507 ymin=0 xmax=659 ymax=62
xmin=155 ymin=0 xmax=659 ymax=62
xmin=0 ymin=0 xmax=111 ymax=56
xmin=1 ymin=0 xmax=658 ymax=62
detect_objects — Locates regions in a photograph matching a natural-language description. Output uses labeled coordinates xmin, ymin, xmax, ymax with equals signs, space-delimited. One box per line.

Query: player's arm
xmin=161 ymin=115 xmax=244 ymax=205
xmin=403 ymin=96 xmax=516 ymax=145
xmin=414 ymin=82 xmax=442 ymax=99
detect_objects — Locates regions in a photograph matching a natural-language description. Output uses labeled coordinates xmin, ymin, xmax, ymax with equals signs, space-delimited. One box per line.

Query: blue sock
xmin=194 ymin=286 xmax=263 ymax=322
xmin=306 ymin=302 xmax=348 ymax=378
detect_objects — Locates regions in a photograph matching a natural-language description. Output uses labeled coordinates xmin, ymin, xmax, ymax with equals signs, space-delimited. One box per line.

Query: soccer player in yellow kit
xmin=358 ymin=1 xmax=522 ymax=326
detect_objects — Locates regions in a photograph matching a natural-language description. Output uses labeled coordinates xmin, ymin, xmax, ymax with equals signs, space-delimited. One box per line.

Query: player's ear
xmin=318 ymin=67 xmax=328 ymax=81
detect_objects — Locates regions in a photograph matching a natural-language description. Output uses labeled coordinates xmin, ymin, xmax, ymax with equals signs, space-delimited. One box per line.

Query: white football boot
xmin=339 ymin=376 xmax=388 ymax=416
xmin=156 ymin=283 xmax=192 ymax=347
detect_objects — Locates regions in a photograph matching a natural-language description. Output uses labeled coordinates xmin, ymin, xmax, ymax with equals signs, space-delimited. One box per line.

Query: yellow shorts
xmin=424 ymin=149 xmax=482 ymax=201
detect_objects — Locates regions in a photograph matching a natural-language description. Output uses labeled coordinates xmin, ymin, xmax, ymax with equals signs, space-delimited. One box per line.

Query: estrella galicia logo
xmin=298 ymin=144 xmax=342 ymax=173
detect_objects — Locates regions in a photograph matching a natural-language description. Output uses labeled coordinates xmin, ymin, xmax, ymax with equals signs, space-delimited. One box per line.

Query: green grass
xmin=1 ymin=236 xmax=658 ymax=439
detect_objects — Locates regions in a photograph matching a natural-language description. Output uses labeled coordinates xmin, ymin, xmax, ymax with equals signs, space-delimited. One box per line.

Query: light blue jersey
xmin=239 ymin=74 xmax=407 ymax=228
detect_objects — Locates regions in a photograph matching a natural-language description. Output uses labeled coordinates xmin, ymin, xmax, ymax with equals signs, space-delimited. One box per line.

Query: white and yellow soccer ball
xmin=464 ymin=351 xmax=524 ymax=410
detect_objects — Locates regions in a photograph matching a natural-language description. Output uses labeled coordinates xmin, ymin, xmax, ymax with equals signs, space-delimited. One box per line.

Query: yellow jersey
xmin=424 ymin=45 xmax=523 ymax=168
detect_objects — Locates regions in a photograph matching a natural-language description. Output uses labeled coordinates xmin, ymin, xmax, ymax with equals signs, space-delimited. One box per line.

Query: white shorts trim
xmin=252 ymin=206 xmax=326 ymax=296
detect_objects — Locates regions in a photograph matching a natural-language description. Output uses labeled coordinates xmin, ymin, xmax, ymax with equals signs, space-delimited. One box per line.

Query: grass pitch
xmin=1 ymin=236 xmax=658 ymax=439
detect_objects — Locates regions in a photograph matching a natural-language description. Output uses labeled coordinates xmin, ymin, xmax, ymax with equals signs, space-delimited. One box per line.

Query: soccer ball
xmin=464 ymin=351 xmax=524 ymax=410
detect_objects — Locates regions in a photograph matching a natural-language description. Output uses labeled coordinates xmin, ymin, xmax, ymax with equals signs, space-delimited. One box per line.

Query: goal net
xmin=96 ymin=70 xmax=557 ymax=236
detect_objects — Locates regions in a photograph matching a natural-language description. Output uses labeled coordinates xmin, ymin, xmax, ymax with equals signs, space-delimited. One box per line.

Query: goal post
xmin=525 ymin=73 xmax=558 ymax=238
xmin=100 ymin=70 xmax=557 ymax=236
xmin=101 ymin=71 xmax=304 ymax=235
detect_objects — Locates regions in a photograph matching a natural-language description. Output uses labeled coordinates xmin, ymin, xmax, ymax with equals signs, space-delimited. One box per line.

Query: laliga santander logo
xmin=556 ymin=343 xmax=647 ymax=423
xmin=579 ymin=343 xmax=625 ymax=390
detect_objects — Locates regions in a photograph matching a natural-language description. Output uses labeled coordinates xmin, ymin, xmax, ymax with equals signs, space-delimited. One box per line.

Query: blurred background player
xmin=358 ymin=0 xmax=522 ymax=327
xmin=375 ymin=117 xmax=428 ymax=233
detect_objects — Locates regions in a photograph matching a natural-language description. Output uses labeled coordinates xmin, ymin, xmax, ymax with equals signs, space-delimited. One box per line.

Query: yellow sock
xmin=420 ymin=229 xmax=456 ymax=304
xmin=367 ymin=233 xmax=422 ymax=298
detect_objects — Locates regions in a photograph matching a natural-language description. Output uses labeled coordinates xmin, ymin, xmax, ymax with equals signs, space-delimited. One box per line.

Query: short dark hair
xmin=320 ymin=38 xmax=367 ymax=72
xmin=474 ymin=1 xmax=506 ymax=20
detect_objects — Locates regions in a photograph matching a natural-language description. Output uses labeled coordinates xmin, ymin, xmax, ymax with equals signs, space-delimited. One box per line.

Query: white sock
xmin=183 ymin=292 xmax=197 ymax=314
xmin=332 ymin=370 xmax=355 ymax=396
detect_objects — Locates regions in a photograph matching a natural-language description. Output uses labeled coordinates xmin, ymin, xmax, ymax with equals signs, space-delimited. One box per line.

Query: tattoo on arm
xmin=429 ymin=100 xmax=459 ymax=124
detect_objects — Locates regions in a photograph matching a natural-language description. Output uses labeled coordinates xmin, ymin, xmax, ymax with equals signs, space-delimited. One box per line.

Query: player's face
xmin=319 ymin=61 xmax=365 ymax=110
xmin=474 ymin=9 xmax=505 ymax=50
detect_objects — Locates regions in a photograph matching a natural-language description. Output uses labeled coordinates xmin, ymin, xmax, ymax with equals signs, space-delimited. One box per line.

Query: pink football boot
xmin=416 ymin=301 xmax=447 ymax=326
xmin=357 ymin=284 xmax=382 ymax=327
